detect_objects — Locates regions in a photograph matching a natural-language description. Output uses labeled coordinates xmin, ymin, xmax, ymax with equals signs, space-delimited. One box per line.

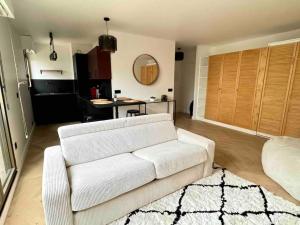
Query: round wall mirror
xmin=133 ymin=54 xmax=159 ymax=85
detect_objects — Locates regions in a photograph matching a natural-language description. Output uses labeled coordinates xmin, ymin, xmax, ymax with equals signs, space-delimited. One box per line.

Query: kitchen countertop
xmin=33 ymin=92 xmax=76 ymax=97
xmin=81 ymin=96 xmax=146 ymax=108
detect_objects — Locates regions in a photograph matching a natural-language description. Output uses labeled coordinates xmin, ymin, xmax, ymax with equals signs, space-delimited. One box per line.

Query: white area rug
xmin=110 ymin=168 xmax=300 ymax=225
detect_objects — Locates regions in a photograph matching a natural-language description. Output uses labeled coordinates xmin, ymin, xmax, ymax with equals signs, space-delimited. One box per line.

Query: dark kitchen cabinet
xmin=87 ymin=46 xmax=111 ymax=79
xmin=32 ymin=93 xmax=79 ymax=124
xmin=31 ymin=80 xmax=79 ymax=124
xmin=73 ymin=53 xmax=89 ymax=97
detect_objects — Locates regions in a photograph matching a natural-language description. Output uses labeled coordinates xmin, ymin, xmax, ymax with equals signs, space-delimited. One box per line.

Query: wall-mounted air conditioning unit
xmin=0 ymin=0 xmax=14 ymax=18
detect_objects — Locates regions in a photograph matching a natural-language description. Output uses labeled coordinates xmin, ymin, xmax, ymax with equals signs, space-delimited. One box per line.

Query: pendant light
xmin=49 ymin=32 xmax=57 ymax=61
xmin=98 ymin=17 xmax=117 ymax=53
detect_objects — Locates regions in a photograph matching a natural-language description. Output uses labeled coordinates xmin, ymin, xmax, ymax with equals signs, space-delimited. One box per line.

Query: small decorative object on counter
xmin=149 ymin=96 xmax=156 ymax=102
xmin=113 ymin=90 xmax=121 ymax=102
xmin=96 ymin=85 xmax=101 ymax=99
xmin=161 ymin=95 xmax=168 ymax=102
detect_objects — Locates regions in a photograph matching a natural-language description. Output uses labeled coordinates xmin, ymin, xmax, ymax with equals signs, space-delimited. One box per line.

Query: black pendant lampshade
xmin=99 ymin=17 xmax=117 ymax=53
xmin=49 ymin=50 xmax=58 ymax=61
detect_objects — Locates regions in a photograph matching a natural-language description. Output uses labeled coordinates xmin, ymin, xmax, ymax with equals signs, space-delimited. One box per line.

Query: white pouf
xmin=262 ymin=136 xmax=300 ymax=201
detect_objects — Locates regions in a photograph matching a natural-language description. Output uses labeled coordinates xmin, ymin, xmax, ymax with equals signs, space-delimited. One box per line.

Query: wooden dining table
xmin=89 ymin=98 xmax=147 ymax=118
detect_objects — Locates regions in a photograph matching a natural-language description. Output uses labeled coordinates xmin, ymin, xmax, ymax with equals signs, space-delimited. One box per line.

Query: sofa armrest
xmin=42 ymin=146 xmax=73 ymax=225
xmin=177 ymin=128 xmax=215 ymax=176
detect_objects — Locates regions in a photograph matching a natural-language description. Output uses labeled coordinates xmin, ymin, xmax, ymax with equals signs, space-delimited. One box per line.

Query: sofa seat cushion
xmin=67 ymin=153 xmax=156 ymax=211
xmin=133 ymin=140 xmax=207 ymax=179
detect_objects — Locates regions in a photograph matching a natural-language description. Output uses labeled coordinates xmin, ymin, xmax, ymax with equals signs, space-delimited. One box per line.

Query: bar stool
xmin=126 ymin=109 xmax=140 ymax=117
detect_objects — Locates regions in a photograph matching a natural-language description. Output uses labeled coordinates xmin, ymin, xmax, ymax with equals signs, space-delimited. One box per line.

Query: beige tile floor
xmin=4 ymin=114 xmax=300 ymax=225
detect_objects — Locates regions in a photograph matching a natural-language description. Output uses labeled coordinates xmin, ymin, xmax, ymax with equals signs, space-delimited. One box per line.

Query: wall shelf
xmin=40 ymin=69 xmax=63 ymax=75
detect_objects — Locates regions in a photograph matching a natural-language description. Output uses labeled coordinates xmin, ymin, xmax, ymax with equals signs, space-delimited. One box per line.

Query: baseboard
xmin=196 ymin=118 xmax=273 ymax=139
xmin=255 ymin=131 xmax=276 ymax=139
xmin=0 ymin=124 xmax=36 ymax=225
xmin=199 ymin=118 xmax=256 ymax=135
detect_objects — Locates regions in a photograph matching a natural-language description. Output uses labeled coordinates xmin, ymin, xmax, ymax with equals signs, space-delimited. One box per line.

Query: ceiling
xmin=11 ymin=0 xmax=300 ymax=46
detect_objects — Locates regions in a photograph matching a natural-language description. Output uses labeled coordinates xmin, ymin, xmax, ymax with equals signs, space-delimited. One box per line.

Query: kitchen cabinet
xmin=31 ymin=79 xmax=79 ymax=124
xmin=74 ymin=53 xmax=89 ymax=97
xmin=87 ymin=46 xmax=111 ymax=79
xmin=32 ymin=93 xmax=79 ymax=124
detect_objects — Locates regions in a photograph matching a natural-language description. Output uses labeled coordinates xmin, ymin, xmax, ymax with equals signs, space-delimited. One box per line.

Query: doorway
xmin=174 ymin=46 xmax=197 ymax=118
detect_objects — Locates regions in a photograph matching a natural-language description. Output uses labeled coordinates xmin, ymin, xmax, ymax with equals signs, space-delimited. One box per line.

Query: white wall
xmin=193 ymin=28 xmax=300 ymax=120
xmin=109 ymin=31 xmax=176 ymax=117
xmin=174 ymin=47 xmax=196 ymax=114
xmin=110 ymin=31 xmax=175 ymax=99
xmin=10 ymin=28 xmax=27 ymax=81
xmin=209 ymin=28 xmax=300 ymax=55
xmin=30 ymin=42 xmax=74 ymax=79
xmin=0 ymin=18 xmax=33 ymax=169
xmin=29 ymin=42 xmax=93 ymax=80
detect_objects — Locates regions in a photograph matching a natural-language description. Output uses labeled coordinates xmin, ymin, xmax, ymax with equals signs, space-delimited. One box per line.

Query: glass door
xmin=0 ymin=52 xmax=16 ymax=210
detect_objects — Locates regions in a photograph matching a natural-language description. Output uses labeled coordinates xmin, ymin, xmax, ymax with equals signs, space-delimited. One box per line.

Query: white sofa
xmin=42 ymin=113 xmax=215 ymax=225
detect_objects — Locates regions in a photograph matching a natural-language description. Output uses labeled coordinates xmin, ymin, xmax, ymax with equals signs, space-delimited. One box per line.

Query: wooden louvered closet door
xmin=218 ymin=52 xmax=240 ymax=124
xmin=257 ymin=43 xmax=298 ymax=135
xmin=233 ymin=49 xmax=261 ymax=129
xmin=283 ymin=43 xmax=300 ymax=137
xmin=205 ymin=55 xmax=223 ymax=121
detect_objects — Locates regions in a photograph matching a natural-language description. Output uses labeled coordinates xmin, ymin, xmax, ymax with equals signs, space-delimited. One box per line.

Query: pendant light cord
xmin=105 ymin=21 xmax=108 ymax=35
xmin=104 ymin=17 xmax=110 ymax=35
xmin=49 ymin=32 xmax=55 ymax=51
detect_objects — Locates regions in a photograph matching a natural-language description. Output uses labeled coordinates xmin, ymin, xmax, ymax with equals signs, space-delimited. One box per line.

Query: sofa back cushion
xmin=58 ymin=113 xmax=177 ymax=166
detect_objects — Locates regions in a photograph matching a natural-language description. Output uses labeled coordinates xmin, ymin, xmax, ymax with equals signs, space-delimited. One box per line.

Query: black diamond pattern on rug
xmin=121 ymin=168 xmax=300 ymax=225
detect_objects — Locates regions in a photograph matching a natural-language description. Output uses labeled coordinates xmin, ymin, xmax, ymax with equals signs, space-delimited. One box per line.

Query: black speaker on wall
xmin=175 ymin=48 xmax=184 ymax=61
